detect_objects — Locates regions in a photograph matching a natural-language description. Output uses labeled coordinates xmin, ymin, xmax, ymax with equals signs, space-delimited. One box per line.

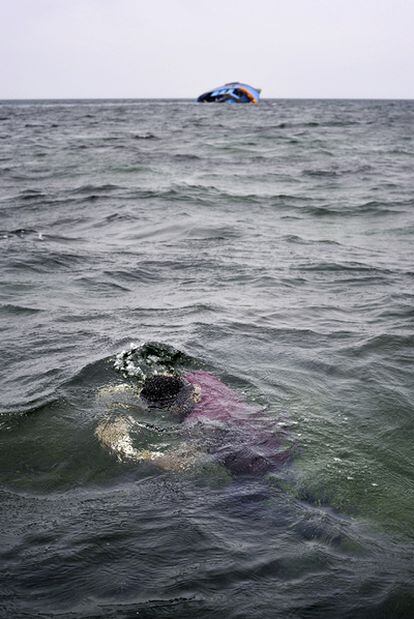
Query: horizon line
xmin=1 ymin=96 xmax=414 ymax=102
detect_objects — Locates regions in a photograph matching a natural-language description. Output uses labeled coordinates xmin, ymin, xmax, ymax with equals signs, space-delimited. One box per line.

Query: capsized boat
xmin=197 ymin=82 xmax=261 ymax=104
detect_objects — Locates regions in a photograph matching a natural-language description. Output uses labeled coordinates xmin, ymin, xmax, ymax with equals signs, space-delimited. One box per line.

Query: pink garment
xmin=184 ymin=370 xmax=253 ymax=425
xmin=183 ymin=370 xmax=290 ymax=474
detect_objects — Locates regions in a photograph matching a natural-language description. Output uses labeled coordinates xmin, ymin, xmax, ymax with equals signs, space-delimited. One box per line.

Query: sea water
xmin=0 ymin=99 xmax=413 ymax=617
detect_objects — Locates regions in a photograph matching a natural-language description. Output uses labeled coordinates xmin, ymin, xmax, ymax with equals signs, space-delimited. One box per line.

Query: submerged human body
xmin=185 ymin=371 xmax=290 ymax=473
xmin=96 ymin=365 xmax=290 ymax=475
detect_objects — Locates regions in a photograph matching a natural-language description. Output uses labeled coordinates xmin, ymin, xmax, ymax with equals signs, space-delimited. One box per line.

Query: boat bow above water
xmin=197 ymin=82 xmax=261 ymax=104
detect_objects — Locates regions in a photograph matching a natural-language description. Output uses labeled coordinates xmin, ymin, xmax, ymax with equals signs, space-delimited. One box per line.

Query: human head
xmin=140 ymin=374 xmax=195 ymax=420
xmin=140 ymin=375 xmax=183 ymax=405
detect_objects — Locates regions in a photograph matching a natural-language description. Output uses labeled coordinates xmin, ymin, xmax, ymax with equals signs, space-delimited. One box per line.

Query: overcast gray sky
xmin=1 ymin=0 xmax=413 ymax=99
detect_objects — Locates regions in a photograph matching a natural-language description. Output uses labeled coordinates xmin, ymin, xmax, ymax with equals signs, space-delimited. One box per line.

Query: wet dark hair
xmin=140 ymin=375 xmax=184 ymax=406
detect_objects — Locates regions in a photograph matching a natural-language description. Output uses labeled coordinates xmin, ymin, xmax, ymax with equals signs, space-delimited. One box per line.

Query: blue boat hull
xmin=197 ymin=82 xmax=261 ymax=104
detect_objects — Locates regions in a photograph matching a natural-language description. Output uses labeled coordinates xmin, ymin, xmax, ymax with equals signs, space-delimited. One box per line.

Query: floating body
xmin=197 ymin=82 xmax=261 ymax=104
xmin=96 ymin=370 xmax=290 ymax=475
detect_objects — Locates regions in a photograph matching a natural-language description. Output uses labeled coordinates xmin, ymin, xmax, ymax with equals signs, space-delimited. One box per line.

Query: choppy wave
xmin=0 ymin=98 xmax=413 ymax=618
